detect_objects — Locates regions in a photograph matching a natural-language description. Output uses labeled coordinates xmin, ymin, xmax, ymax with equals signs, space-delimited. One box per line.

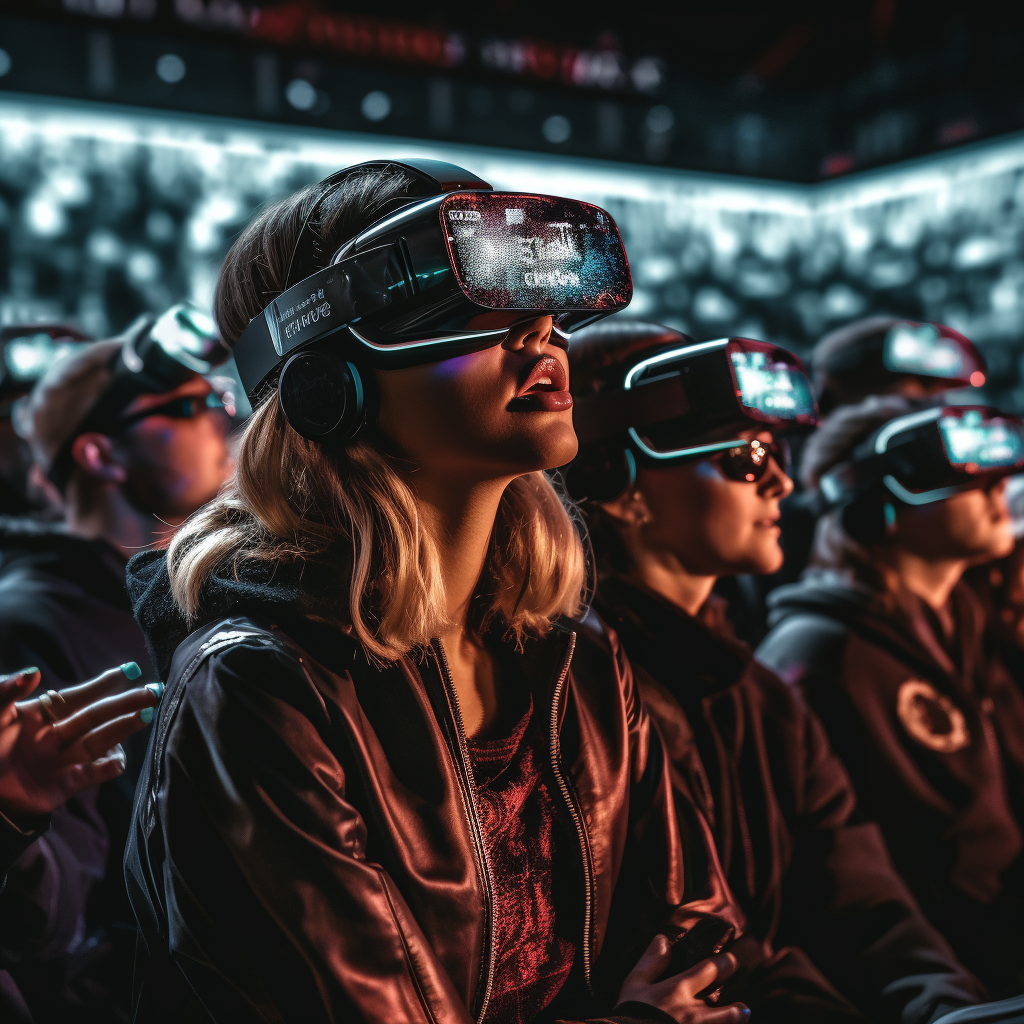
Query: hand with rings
xmin=0 ymin=662 xmax=162 ymax=822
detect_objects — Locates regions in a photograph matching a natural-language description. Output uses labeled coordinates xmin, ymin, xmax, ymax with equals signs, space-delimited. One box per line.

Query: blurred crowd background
xmin=0 ymin=0 xmax=1024 ymax=406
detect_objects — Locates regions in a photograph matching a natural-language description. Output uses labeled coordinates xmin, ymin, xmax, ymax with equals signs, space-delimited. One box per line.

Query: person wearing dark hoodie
xmin=757 ymin=394 xmax=1024 ymax=997
xmin=0 ymin=664 xmax=161 ymax=1022
xmin=565 ymin=319 xmax=989 ymax=1024
xmin=124 ymin=161 xmax=868 ymax=1024
xmin=721 ymin=317 xmax=990 ymax=645
xmin=0 ymin=313 xmax=232 ymax=1022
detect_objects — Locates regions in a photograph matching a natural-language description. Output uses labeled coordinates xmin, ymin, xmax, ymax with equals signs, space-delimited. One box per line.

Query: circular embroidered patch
xmin=896 ymin=680 xmax=971 ymax=754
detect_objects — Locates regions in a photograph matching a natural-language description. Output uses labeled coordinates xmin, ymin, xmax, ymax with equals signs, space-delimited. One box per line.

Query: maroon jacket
xmin=595 ymin=575 xmax=986 ymax=1024
xmin=123 ymin=551 xmax=861 ymax=1024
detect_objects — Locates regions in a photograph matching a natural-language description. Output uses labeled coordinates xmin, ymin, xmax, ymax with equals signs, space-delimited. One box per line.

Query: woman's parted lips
xmin=516 ymin=355 xmax=569 ymax=398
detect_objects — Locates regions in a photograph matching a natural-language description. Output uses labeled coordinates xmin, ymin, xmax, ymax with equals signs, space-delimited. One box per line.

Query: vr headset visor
xmin=573 ymin=336 xmax=818 ymax=460
xmin=0 ymin=325 xmax=92 ymax=400
xmin=819 ymin=405 xmax=1024 ymax=508
xmin=820 ymin=320 xmax=986 ymax=388
xmin=884 ymin=322 xmax=985 ymax=384
xmin=232 ymin=162 xmax=632 ymax=400
xmin=46 ymin=303 xmax=228 ymax=489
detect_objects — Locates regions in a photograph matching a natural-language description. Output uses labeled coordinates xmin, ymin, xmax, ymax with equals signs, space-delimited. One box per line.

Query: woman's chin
xmin=513 ymin=424 xmax=579 ymax=473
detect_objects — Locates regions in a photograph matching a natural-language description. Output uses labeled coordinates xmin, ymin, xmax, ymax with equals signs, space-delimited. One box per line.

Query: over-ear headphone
xmin=271 ymin=158 xmax=491 ymax=445
xmin=278 ymin=342 xmax=367 ymax=443
xmin=564 ymin=444 xmax=636 ymax=504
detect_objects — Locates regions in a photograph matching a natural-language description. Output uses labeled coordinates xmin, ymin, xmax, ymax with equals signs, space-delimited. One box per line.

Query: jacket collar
xmin=594 ymin=575 xmax=750 ymax=701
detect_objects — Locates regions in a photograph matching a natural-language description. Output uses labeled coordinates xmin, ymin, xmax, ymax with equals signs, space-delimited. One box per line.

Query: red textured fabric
xmin=466 ymin=696 xmax=575 ymax=1024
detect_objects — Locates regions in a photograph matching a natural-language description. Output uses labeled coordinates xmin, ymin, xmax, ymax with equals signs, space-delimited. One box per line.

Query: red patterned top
xmin=466 ymin=695 xmax=575 ymax=1024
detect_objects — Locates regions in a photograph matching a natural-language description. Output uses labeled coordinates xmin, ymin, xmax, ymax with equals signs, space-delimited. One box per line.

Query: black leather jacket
xmin=124 ymin=551 xmax=863 ymax=1024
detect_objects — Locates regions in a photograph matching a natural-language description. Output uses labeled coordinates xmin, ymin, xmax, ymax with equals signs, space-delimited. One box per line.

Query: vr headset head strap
xmin=283 ymin=160 xmax=493 ymax=289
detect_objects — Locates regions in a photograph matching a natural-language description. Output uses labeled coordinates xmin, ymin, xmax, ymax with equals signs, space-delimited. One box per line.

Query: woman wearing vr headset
xmin=757 ymin=395 xmax=1024 ymax=997
xmin=119 ymin=161 xmax=814 ymax=1024
xmin=566 ymin=321 xmax=988 ymax=1023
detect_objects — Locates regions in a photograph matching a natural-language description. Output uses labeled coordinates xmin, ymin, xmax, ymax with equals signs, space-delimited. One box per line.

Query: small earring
xmin=630 ymin=492 xmax=650 ymax=526
xmin=883 ymin=501 xmax=897 ymax=536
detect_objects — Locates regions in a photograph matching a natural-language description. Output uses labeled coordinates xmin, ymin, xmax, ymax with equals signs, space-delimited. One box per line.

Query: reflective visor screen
xmin=884 ymin=323 xmax=978 ymax=381
xmin=730 ymin=347 xmax=816 ymax=423
xmin=938 ymin=410 xmax=1024 ymax=471
xmin=149 ymin=305 xmax=223 ymax=374
xmin=441 ymin=193 xmax=632 ymax=310
xmin=4 ymin=333 xmax=56 ymax=382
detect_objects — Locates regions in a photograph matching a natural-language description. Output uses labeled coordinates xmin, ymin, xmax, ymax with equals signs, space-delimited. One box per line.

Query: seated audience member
xmin=125 ymin=161 xmax=871 ymax=1024
xmin=0 ymin=311 xmax=231 ymax=1021
xmin=0 ymin=325 xmax=90 ymax=518
xmin=758 ymin=395 xmax=1024 ymax=996
xmin=0 ymin=664 xmax=160 ymax=1023
xmin=567 ymin=320 xmax=987 ymax=1023
xmin=726 ymin=317 xmax=989 ymax=643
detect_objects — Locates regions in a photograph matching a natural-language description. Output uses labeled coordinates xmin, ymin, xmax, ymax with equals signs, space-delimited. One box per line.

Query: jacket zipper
xmin=547 ymin=633 xmax=596 ymax=997
xmin=430 ymin=639 xmax=497 ymax=1024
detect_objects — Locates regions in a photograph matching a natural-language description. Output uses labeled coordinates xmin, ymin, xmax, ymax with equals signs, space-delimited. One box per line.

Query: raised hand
xmin=0 ymin=664 xmax=162 ymax=821
xmin=617 ymin=933 xmax=750 ymax=1024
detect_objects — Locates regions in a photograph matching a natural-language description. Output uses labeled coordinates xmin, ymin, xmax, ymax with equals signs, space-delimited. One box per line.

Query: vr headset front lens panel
xmin=729 ymin=343 xmax=817 ymax=424
xmin=440 ymin=193 xmax=632 ymax=312
xmin=3 ymin=333 xmax=59 ymax=384
xmin=147 ymin=304 xmax=225 ymax=376
xmin=938 ymin=409 xmax=1024 ymax=472
xmin=882 ymin=323 xmax=984 ymax=384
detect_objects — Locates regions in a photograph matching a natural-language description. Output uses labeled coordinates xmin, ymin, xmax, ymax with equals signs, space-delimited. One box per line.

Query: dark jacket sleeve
xmin=596 ymin=621 xmax=869 ymax=1024
xmin=0 ymin=609 xmax=111 ymax=969
xmin=756 ymin=627 xmax=988 ymax=1023
xmin=141 ymin=637 xmax=478 ymax=1024
xmin=0 ymin=792 xmax=108 ymax=964
xmin=0 ymin=810 xmax=47 ymax=884
xmin=783 ymin=691 xmax=986 ymax=1023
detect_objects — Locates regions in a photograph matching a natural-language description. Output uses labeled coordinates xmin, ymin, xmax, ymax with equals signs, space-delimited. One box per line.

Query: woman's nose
xmin=504 ymin=315 xmax=557 ymax=353
xmin=759 ymin=458 xmax=794 ymax=499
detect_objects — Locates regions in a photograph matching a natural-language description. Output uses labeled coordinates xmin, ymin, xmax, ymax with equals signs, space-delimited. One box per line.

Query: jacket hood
xmin=0 ymin=515 xmax=130 ymax=610
xmin=764 ymin=568 xmax=876 ymax=631
xmin=127 ymin=548 xmax=350 ymax=679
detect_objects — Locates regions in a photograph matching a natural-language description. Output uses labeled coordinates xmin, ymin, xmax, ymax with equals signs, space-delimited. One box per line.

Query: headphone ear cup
xmin=840 ymin=492 xmax=889 ymax=545
xmin=565 ymin=446 xmax=636 ymax=504
xmin=278 ymin=349 xmax=365 ymax=443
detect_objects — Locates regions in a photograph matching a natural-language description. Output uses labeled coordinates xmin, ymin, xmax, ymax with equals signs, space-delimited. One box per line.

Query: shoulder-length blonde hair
xmin=169 ymin=165 xmax=587 ymax=661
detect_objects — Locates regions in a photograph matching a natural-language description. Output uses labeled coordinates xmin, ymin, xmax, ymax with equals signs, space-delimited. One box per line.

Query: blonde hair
xmin=168 ymin=165 xmax=587 ymax=660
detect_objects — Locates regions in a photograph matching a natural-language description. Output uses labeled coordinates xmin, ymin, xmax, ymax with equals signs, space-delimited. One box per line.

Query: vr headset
xmin=46 ymin=303 xmax=228 ymax=490
xmin=819 ymin=405 xmax=1024 ymax=511
xmin=0 ymin=325 xmax=91 ymax=405
xmin=568 ymin=331 xmax=818 ymax=502
xmin=231 ymin=159 xmax=632 ymax=443
xmin=818 ymin=320 xmax=986 ymax=388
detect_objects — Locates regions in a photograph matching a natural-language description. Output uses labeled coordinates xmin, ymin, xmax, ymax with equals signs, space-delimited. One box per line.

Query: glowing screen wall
xmin=2 ymin=94 xmax=1024 ymax=405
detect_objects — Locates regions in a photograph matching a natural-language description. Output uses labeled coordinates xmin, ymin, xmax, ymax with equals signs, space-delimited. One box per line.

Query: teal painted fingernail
xmin=140 ymin=706 xmax=154 ymax=724
xmin=145 ymin=682 xmax=164 ymax=699
xmin=21 ymin=666 xmax=39 ymax=676
xmin=121 ymin=662 xmax=142 ymax=680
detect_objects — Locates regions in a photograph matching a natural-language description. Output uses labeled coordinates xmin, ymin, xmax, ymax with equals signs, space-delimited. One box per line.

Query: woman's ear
xmin=70 ymin=433 xmax=129 ymax=485
xmin=600 ymin=488 xmax=652 ymax=529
